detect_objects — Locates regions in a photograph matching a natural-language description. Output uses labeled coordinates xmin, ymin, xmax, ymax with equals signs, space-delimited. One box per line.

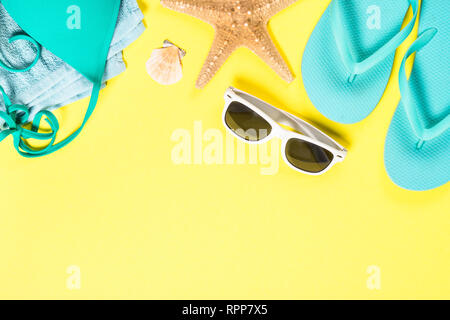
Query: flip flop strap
xmin=331 ymin=0 xmax=419 ymax=82
xmin=0 ymin=35 xmax=41 ymax=73
xmin=399 ymin=28 xmax=450 ymax=142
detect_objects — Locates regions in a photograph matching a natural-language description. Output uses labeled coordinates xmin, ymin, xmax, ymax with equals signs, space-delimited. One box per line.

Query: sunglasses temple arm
xmin=226 ymin=87 xmax=346 ymax=154
xmin=248 ymin=95 xmax=345 ymax=151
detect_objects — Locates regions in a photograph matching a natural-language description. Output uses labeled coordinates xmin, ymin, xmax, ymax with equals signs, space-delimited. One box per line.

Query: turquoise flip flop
xmin=302 ymin=0 xmax=419 ymax=124
xmin=385 ymin=0 xmax=449 ymax=191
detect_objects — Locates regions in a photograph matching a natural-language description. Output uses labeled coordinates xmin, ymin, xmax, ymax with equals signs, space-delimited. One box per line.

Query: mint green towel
xmin=0 ymin=0 xmax=144 ymax=127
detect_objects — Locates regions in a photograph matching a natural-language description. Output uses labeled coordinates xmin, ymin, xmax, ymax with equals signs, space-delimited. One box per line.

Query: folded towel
xmin=0 ymin=0 xmax=145 ymax=126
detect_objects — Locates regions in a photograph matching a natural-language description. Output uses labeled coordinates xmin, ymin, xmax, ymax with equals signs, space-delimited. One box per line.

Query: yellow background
xmin=0 ymin=0 xmax=448 ymax=299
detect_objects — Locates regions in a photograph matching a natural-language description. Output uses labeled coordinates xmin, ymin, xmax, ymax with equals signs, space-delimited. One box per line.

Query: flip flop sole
xmin=385 ymin=0 xmax=450 ymax=191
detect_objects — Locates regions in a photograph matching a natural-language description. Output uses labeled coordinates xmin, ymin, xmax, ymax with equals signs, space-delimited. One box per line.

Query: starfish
xmin=161 ymin=0 xmax=297 ymax=88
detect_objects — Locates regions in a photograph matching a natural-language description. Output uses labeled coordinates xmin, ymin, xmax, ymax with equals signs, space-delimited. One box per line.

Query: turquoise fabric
xmin=302 ymin=0 xmax=418 ymax=124
xmin=385 ymin=0 xmax=450 ymax=191
xmin=0 ymin=0 xmax=144 ymax=127
xmin=0 ymin=0 xmax=121 ymax=157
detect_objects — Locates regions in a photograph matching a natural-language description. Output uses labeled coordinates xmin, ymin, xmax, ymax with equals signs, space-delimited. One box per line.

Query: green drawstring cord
xmin=0 ymin=35 xmax=41 ymax=72
xmin=1 ymin=34 xmax=104 ymax=158
xmin=0 ymin=33 xmax=107 ymax=158
xmin=0 ymin=81 xmax=102 ymax=158
xmin=0 ymin=34 xmax=63 ymax=157
xmin=0 ymin=86 xmax=60 ymax=157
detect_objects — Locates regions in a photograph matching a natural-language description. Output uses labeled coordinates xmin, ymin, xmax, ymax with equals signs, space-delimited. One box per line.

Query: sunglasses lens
xmin=225 ymin=101 xmax=272 ymax=141
xmin=285 ymin=138 xmax=334 ymax=173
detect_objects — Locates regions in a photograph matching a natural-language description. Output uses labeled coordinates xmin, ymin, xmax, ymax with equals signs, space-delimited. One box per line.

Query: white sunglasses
xmin=222 ymin=87 xmax=347 ymax=175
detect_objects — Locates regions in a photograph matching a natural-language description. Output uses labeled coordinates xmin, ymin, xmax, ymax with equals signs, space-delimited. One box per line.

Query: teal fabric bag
xmin=0 ymin=0 xmax=122 ymax=157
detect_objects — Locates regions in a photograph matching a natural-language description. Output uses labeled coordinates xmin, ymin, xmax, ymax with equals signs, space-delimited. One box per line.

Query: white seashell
xmin=146 ymin=40 xmax=185 ymax=85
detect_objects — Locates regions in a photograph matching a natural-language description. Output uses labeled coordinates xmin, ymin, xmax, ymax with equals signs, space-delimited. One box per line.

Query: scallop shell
xmin=146 ymin=40 xmax=185 ymax=85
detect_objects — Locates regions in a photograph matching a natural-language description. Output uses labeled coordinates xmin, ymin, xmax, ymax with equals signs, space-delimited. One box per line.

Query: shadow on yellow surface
xmin=0 ymin=0 xmax=448 ymax=299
